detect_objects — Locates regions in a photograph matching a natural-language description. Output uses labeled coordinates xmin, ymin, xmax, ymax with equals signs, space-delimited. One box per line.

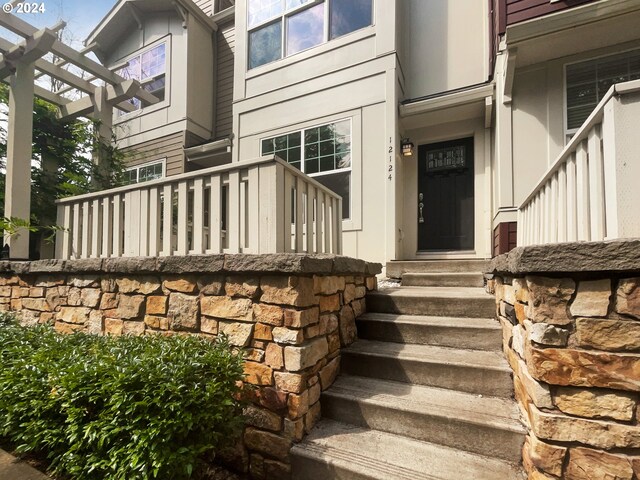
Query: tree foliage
xmin=0 ymin=83 xmax=127 ymax=256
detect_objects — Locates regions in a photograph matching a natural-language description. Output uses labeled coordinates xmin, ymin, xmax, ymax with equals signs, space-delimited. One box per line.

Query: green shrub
xmin=0 ymin=315 xmax=245 ymax=479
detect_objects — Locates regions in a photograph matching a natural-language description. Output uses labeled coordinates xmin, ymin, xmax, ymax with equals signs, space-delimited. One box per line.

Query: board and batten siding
xmin=193 ymin=0 xmax=213 ymax=16
xmin=122 ymin=131 xmax=186 ymax=177
xmin=215 ymin=19 xmax=235 ymax=139
xmin=505 ymin=0 xmax=597 ymax=26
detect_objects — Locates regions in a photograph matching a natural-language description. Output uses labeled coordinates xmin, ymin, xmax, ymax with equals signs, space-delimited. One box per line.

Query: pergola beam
xmin=58 ymin=79 xmax=140 ymax=119
xmin=0 ymin=37 xmax=96 ymax=94
xmin=0 ymin=13 xmax=121 ymax=84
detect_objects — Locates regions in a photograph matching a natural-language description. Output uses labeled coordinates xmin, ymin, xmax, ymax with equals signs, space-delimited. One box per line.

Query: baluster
xmin=139 ymin=189 xmax=149 ymax=256
xmin=588 ymin=125 xmax=605 ymax=240
xmin=316 ymin=192 xmax=324 ymax=253
xmin=209 ymin=175 xmax=222 ymax=253
xmin=306 ymin=185 xmax=316 ymax=253
xmin=112 ymin=194 xmax=124 ymax=257
xmin=283 ymin=172 xmax=294 ymax=253
xmin=576 ymin=141 xmax=591 ymax=241
xmin=557 ymin=164 xmax=567 ymax=243
xmin=72 ymin=203 xmax=81 ymax=259
xmin=227 ymin=171 xmax=240 ymax=253
xmin=335 ymin=197 xmax=343 ymax=254
xmin=176 ymin=181 xmax=189 ymax=255
xmin=192 ymin=178 xmax=205 ymax=254
xmin=324 ymin=193 xmax=331 ymax=253
xmin=81 ymin=201 xmax=91 ymax=259
xmin=148 ymin=188 xmax=160 ymax=257
xmin=566 ymin=153 xmax=578 ymax=242
xmin=247 ymin=167 xmax=259 ymax=253
xmin=162 ymin=184 xmax=173 ymax=256
xmin=91 ymin=198 xmax=102 ymax=258
xmin=101 ymin=197 xmax=112 ymax=257
xmin=295 ymin=177 xmax=304 ymax=253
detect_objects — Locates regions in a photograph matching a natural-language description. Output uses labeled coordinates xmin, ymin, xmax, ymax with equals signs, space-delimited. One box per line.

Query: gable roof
xmin=86 ymin=0 xmax=215 ymax=60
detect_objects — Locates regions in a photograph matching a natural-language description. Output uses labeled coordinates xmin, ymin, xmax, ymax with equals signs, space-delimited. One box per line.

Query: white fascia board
xmin=400 ymin=84 xmax=495 ymax=118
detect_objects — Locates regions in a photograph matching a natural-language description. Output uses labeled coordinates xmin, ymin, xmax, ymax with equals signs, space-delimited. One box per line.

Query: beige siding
xmin=215 ymin=20 xmax=235 ymax=138
xmin=122 ymin=131 xmax=186 ymax=177
xmin=193 ymin=0 xmax=213 ymax=16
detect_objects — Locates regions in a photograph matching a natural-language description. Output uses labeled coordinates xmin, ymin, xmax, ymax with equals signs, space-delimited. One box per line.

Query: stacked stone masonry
xmin=489 ymin=242 xmax=640 ymax=480
xmin=0 ymin=254 xmax=381 ymax=480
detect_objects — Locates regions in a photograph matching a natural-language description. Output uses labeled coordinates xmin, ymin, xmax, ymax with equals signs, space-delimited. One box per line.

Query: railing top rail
xmin=519 ymin=78 xmax=640 ymax=209
xmin=56 ymin=155 xmax=341 ymax=205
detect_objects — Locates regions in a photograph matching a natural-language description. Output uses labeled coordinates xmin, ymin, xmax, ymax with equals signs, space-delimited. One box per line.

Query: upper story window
xmin=261 ymin=119 xmax=352 ymax=219
xmin=117 ymin=42 xmax=167 ymax=114
xmin=248 ymin=0 xmax=373 ymax=69
xmin=566 ymin=49 xmax=640 ymax=133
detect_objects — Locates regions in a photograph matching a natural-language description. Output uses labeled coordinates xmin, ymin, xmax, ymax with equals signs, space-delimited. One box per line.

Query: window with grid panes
xmin=124 ymin=161 xmax=165 ymax=185
xmin=261 ymin=120 xmax=351 ymax=219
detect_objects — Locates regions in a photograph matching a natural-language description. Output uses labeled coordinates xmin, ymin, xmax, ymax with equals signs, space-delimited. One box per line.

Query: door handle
xmin=418 ymin=193 xmax=424 ymax=224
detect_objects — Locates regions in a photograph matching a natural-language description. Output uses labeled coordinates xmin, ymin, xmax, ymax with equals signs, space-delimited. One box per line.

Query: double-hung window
xmin=123 ymin=160 xmax=165 ymax=185
xmin=248 ymin=0 xmax=373 ymax=69
xmin=117 ymin=42 xmax=167 ymax=114
xmin=261 ymin=119 xmax=352 ymax=219
xmin=566 ymin=49 xmax=640 ymax=136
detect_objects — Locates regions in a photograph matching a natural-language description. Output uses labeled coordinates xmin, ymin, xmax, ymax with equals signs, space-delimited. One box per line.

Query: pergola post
xmin=92 ymin=86 xmax=114 ymax=188
xmin=4 ymin=61 xmax=35 ymax=259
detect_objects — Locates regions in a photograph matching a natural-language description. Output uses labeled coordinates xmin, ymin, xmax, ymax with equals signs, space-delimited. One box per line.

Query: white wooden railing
xmin=55 ymin=156 xmax=343 ymax=259
xmin=518 ymin=79 xmax=640 ymax=246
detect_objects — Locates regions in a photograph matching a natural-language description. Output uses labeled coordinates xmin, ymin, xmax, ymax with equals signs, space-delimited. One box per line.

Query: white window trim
xmin=563 ymin=46 xmax=640 ymax=140
xmin=247 ymin=0 xmax=374 ymax=70
xmin=113 ymin=35 xmax=172 ymax=123
xmin=258 ymin=112 xmax=362 ymax=231
xmin=125 ymin=158 xmax=167 ymax=184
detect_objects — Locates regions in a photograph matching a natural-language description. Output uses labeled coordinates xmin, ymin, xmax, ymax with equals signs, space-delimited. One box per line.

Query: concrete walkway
xmin=0 ymin=449 xmax=50 ymax=480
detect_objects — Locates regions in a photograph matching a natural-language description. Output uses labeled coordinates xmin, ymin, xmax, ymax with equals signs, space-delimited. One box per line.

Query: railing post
xmin=602 ymin=93 xmax=640 ymax=240
xmin=258 ymin=163 xmax=285 ymax=253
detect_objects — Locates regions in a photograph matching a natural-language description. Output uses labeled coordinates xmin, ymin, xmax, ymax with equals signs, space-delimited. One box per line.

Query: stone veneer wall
xmin=0 ymin=254 xmax=381 ymax=480
xmin=488 ymin=241 xmax=640 ymax=480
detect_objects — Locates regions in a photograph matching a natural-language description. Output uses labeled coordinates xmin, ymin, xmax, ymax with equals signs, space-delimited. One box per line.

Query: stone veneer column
xmin=488 ymin=240 xmax=640 ymax=480
xmin=0 ymin=254 xmax=381 ymax=480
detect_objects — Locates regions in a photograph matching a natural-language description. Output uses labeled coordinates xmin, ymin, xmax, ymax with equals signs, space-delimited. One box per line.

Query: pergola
xmin=0 ymin=5 xmax=159 ymax=259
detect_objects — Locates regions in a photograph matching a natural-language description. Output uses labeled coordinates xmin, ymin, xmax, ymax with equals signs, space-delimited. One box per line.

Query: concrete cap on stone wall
xmin=2 ymin=254 xmax=382 ymax=277
xmin=488 ymin=239 xmax=640 ymax=275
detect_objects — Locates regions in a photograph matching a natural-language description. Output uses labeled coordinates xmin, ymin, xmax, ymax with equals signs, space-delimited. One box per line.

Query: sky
xmin=3 ymin=0 xmax=118 ymax=48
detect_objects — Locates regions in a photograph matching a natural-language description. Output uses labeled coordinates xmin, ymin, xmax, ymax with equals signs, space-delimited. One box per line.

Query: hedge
xmin=0 ymin=314 xmax=245 ymax=479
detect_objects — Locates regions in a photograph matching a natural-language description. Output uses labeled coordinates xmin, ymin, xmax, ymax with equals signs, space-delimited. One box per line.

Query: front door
xmin=418 ymin=138 xmax=474 ymax=251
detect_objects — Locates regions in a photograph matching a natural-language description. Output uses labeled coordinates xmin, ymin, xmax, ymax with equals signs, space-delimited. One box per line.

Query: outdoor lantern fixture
xmin=401 ymin=138 xmax=414 ymax=156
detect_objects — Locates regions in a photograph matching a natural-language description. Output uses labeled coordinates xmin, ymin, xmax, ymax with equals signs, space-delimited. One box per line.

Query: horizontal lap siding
xmin=123 ymin=132 xmax=186 ymax=177
xmin=215 ymin=20 xmax=235 ymax=139
xmin=506 ymin=0 xmax=596 ymax=25
xmin=193 ymin=0 xmax=213 ymax=16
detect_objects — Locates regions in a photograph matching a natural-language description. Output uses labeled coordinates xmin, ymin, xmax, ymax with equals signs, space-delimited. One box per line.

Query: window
xmin=117 ymin=42 xmax=167 ymax=114
xmin=248 ymin=0 xmax=373 ymax=69
xmin=124 ymin=160 xmax=165 ymax=185
xmin=566 ymin=49 xmax=640 ymax=132
xmin=261 ymin=120 xmax=351 ymax=219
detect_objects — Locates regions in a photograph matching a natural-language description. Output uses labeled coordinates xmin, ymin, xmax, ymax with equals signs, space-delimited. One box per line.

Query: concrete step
xmin=366 ymin=286 xmax=495 ymax=317
xmin=341 ymin=340 xmax=513 ymax=397
xmin=402 ymin=272 xmax=485 ymax=287
xmin=356 ymin=312 xmax=502 ymax=351
xmin=321 ymin=376 xmax=525 ymax=462
xmin=387 ymin=259 xmax=489 ymax=277
xmin=291 ymin=420 xmax=524 ymax=480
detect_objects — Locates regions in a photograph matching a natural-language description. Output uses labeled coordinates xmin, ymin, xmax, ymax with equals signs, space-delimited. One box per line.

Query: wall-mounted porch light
xmin=401 ymin=138 xmax=414 ymax=156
